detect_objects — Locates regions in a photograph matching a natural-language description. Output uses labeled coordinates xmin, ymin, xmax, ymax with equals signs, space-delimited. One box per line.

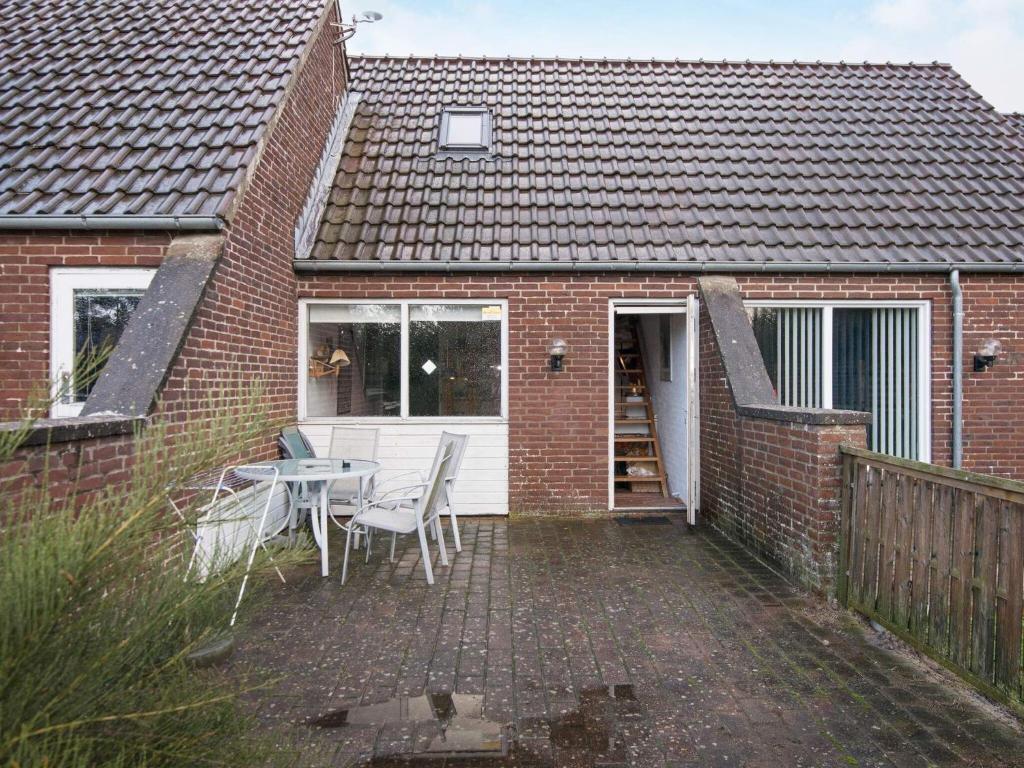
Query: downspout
xmin=950 ymin=269 xmax=963 ymax=468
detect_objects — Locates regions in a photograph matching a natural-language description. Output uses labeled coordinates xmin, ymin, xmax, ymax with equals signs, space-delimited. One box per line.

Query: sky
xmin=346 ymin=0 xmax=1024 ymax=113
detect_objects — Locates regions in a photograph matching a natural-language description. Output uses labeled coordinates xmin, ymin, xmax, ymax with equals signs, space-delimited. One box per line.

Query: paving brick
xmin=236 ymin=518 xmax=1024 ymax=766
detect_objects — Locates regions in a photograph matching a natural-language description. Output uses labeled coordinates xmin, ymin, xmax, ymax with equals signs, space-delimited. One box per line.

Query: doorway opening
xmin=610 ymin=301 xmax=697 ymax=516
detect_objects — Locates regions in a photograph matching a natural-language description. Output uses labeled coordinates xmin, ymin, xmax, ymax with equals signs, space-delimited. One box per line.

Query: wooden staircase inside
xmin=614 ymin=318 xmax=669 ymax=498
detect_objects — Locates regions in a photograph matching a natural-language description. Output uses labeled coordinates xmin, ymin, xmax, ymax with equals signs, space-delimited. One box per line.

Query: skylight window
xmin=438 ymin=107 xmax=492 ymax=155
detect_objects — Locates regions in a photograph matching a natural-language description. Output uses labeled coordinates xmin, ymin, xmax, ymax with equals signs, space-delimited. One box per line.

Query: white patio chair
xmin=326 ymin=426 xmax=379 ymax=514
xmin=188 ymin=466 xmax=291 ymax=626
xmin=372 ymin=431 xmax=468 ymax=553
xmin=342 ymin=444 xmax=454 ymax=585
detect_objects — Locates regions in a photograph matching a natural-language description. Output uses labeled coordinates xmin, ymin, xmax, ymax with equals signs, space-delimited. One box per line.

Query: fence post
xmin=836 ymin=448 xmax=854 ymax=606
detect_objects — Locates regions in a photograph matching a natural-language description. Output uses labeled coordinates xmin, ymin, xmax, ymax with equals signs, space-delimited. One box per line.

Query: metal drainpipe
xmin=950 ymin=269 xmax=963 ymax=469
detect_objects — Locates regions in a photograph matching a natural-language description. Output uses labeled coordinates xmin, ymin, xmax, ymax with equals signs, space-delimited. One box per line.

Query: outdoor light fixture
xmin=548 ymin=338 xmax=568 ymax=372
xmin=973 ymin=338 xmax=1002 ymax=372
xmin=333 ymin=9 xmax=383 ymax=43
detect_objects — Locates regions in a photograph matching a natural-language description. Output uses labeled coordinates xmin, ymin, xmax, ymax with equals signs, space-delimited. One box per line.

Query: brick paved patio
xmin=236 ymin=518 xmax=1024 ymax=767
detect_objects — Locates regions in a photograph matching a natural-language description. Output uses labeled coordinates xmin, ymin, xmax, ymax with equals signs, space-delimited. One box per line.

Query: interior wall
xmin=639 ymin=313 xmax=688 ymax=502
xmin=305 ymin=323 xmax=339 ymax=416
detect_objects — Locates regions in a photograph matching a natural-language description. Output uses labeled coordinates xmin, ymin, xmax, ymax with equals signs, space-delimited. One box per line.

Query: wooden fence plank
xmin=994 ymin=501 xmax=1023 ymax=697
xmin=948 ymin=490 xmax=978 ymax=670
xmin=839 ymin=444 xmax=1024 ymax=502
xmin=837 ymin=444 xmax=1024 ymax=712
xmin=970 ymin=496 xmax=999 ymax=681
xmin=837 ymin=454 xmax=855 ymax=606
xmin=909 ymin=478 xmax=934 ymax=641
xmin=928 ymin=484 xmax=954 ymax=657
xmin=861 ymin=464 xmax=884 ymax=611
xmin=893 ymin=474 xmax=915 ymax=630
xmin=847 ymin=460 xmax=870 ymax=608
xmin=876 ymin=468 xmax=899 ymax=620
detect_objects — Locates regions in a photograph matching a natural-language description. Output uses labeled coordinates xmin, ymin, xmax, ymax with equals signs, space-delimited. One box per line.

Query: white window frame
xmin=745 ymin=299 xmax=932 ymax=463
xmin=298 ymin=298 xmax=509 ymax=423
xmin=438 ymin=107 xmax=492 ymax=153
xmin=49 ymin=267 xmax=155 ymax=418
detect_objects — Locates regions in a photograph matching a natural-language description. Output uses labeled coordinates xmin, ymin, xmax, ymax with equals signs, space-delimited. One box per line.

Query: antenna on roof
xmin=333 ymin=9 xmax=383 ymax=44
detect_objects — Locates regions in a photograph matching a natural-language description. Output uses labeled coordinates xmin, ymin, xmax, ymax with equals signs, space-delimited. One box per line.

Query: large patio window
xmin=302 ymin=301 xmax=506 ymax=419
xmin=749 ymin=302 xmax=930 ymax=461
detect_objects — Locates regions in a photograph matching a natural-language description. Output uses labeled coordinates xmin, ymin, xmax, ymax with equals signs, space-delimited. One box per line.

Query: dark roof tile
xmin=0 ymin=0 xmax=326 ymax=219
xmin=314 ymin=56 xmax=1024 ymax=265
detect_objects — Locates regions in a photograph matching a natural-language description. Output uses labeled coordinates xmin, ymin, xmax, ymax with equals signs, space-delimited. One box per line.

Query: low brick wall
xmin=707 ymin=411 xmax=867 ymax=591
xmin=698 ymin=277 xmax=869 ymax=591
xmin=0 ymin=428 xmax=137 ymax=513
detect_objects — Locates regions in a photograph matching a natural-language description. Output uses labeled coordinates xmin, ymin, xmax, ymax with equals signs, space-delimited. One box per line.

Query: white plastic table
xmin=235 ymin=458 xmax=379 ymax=578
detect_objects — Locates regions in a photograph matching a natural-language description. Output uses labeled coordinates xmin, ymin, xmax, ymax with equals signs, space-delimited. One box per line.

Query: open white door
xmin=686 ymin=293 xmax=700 ymax=526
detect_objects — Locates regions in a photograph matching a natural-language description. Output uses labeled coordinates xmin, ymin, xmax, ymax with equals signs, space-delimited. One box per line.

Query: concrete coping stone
xmin=0 ymin=414 xmax=144 ymax=447
xmin=697 ymin=274 xmax=871 ymax=429
xmin=82 ymin=233 xmax=223 ymax=419
xmin=737 ymin=403 xmax=872 ymax=425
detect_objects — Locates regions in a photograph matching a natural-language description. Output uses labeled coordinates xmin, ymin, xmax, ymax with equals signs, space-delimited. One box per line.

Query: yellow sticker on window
xmin=481 ymin=305 xmax=502 ymax=321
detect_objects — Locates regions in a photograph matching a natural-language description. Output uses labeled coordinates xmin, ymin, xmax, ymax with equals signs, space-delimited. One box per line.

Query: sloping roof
xmin=0 ymin=0 xmax=327 ymax=223
xmin=1006 ymin=113 xmax=1024 ymax=137
xmin=312 ymin=56 xmax=1024 ymax=267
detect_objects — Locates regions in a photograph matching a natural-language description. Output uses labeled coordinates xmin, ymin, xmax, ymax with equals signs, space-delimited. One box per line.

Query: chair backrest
xmin=328 ymin=427 xmax=379 ymax=498
xmin=279 ymin=426 xmax=315 ymax=460
xmin=418 ymin=447 xmax=454 ymax=524
xmin=328 ymin=426 xmax=379 ymax=461
xmin=439 ymin=432 xmax=468 ymax=483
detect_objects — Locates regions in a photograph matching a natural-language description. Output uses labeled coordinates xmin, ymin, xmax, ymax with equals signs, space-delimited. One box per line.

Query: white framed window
xmin=299 ymin=299 xmax=508 ymax=421
xmin=50 ymin=268 xmax=155 ymax=418
xmin=438 ymin=107 xmax=492 ymax=153
xmin=746 ymin=300 xmax=931 ymax=462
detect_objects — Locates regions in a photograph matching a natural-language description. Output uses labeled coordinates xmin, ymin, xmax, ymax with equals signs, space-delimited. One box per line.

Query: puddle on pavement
xmin=307 ymin=684 xmax=643 ymax=766
xmin=310 ymin=693 xmax=509 ymax=760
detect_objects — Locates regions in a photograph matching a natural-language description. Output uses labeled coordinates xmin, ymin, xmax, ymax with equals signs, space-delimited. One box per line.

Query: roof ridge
xmin=348 ymin=53 xmax=954 ymax=69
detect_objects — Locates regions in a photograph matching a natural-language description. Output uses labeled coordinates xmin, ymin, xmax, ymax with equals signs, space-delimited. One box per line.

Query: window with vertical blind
xmin=749 ymin=302 xmax=929 ymax=461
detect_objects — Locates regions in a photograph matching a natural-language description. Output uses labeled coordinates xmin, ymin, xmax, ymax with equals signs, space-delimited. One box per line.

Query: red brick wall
xmin=697 ymin=305 xmax=868 ymax=590
xmin=0 ymin=5 xmax=347 ymax=502
xmin=299 ymin=273 xmax=700 ymax=513
xmin=156 ymin=4 xmax=346 ymax=446
xmin=0 ymin=232 xmax=171 ymax=418
xmin=0 ymin=431 xmax=136 ymax=512
xmin=959 ymin=275 xmax=1024 ymax=477
xmin=298 ymin=271 xmax=1024 ymax=517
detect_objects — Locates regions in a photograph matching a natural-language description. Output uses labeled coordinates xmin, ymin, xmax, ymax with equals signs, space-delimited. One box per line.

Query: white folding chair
xmin=326 ymin=426 xmax=379 ymax=514
xmin=371 ymin=432 xmax=469 ymax=553
xmin=343 ymin=445 xmax=454 ymax=585
xmin=188 ymin=465 xmax=291 ymax=626
xmin=438 ymin=432 xmax=468 ymax=552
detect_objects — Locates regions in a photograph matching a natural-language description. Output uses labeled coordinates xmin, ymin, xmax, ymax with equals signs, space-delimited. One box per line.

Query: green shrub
xmin=0 ymin=384 xmax=309 ymax=767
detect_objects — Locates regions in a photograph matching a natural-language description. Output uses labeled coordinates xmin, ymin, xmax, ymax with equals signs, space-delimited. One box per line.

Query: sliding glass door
xmin=750 ymin=303 xmax=928 ymax=461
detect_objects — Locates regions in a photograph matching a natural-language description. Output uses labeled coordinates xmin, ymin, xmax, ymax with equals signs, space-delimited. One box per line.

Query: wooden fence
xmin=838 ymin=444 xmax=1024 ymax=713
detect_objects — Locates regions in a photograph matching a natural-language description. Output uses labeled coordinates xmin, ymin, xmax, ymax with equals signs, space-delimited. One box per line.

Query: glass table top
xmin=234 ymin=458 xmax=379 ymax=482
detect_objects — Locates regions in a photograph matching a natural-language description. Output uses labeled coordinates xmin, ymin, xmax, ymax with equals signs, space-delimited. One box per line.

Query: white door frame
xmin=607 ymin=297 xmax=700 ymax=517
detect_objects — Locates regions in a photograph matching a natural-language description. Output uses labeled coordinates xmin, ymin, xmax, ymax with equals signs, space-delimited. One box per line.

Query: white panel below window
xmin=298 ymin=420 xmax=510 ymax=516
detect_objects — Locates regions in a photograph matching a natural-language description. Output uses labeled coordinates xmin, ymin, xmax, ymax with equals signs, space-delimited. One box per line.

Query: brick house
xmin=3 ymin=0 xmax=1024 ymax=588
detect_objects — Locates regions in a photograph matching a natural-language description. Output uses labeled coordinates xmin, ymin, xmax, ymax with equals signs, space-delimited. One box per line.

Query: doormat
xmin=615 ymin=516 xmax=671 ymax=525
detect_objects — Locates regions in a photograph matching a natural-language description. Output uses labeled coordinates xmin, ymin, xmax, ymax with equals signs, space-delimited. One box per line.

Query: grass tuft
xmin=0 ymin=381 xmax=311 ymax=767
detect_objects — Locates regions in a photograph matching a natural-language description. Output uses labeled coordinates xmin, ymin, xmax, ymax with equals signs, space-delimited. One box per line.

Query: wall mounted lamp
xmin=973 ymin=338 xmax=1002 ymax=372
xmin=309 ymin=345 xmax=350 ymax=378
xmin=548 ymin=338 xmax=568 ymax=372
